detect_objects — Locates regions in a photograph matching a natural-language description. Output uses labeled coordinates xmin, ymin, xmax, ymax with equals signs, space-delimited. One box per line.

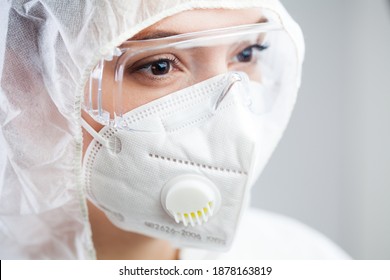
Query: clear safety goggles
xmin=83 ymin=20 xmax=298 ymax=128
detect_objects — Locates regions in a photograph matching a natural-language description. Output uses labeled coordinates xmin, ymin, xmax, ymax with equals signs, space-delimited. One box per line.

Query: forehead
xmin=132 ymin=8 xmax=265 ymax=40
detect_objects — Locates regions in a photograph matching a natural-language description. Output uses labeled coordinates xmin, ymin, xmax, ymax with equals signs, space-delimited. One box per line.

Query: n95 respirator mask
xmin=83 ymin=72 xmax=287 ymax=251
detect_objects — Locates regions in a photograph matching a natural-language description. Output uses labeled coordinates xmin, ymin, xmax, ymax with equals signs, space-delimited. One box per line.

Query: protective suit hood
xmin=0 ymin=0 xmax=304 ymax=259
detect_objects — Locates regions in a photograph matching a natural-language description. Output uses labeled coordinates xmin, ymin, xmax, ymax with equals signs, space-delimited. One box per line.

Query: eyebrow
xmin=131 ymin=31 xmax=181 ymax=41
xmin=131 ymin=17 xmax=268 ymax=41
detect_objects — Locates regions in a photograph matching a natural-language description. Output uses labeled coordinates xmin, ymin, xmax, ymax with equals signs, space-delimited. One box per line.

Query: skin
xmin=83 ymin=8 xmax=264 ymax=260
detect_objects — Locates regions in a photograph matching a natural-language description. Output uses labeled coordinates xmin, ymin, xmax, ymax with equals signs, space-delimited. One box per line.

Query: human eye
xmin=126 ymin=54 xmax=183 ymax=83
xmin=234 ymin=43 xmax=269 ymax=63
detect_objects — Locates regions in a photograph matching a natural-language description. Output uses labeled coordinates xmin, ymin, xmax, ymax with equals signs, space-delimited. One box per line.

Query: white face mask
xmin=82 ymin=72 xmax=282 ymax=251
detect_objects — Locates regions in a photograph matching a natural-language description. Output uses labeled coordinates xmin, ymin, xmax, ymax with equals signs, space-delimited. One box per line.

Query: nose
xmin=190 ymin=47 xmax=230 ymax=83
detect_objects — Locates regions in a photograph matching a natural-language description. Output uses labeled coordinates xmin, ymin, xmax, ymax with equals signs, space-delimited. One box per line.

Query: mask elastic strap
xmin=81 ymin=118 xmax=110 ymax=149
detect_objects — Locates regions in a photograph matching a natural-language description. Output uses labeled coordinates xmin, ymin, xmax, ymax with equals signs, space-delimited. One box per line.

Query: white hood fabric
xmin=0 ymin=0 xmax=304 ymax=259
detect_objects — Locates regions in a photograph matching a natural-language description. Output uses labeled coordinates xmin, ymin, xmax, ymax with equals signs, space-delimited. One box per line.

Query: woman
xmin=0 ymin=0 xmax=348 ymax=259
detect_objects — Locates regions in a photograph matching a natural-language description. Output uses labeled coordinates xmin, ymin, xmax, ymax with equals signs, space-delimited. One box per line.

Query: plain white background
xmin=252 ymin=0 xmax=390 ymax=259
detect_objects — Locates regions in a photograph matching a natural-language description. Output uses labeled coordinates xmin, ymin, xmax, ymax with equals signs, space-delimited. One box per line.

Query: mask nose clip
xmin=213 ymin=72 xmax=248 ymax=111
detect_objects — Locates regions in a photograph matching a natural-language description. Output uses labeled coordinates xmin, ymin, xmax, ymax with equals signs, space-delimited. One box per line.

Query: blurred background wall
xmin=252 ymin=0 xmax=390 ymax=259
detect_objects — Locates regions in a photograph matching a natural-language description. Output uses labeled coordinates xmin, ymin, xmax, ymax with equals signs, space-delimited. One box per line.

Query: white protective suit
xmin=0 ymin=0 xmax=348 ymax=259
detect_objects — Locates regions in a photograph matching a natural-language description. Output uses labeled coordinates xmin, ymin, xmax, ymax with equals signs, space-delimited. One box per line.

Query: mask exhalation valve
xmin=161 ymin=174 xmax=221 ymax=227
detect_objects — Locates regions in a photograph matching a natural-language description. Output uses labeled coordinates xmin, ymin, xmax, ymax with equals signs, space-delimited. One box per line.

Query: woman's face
xmin=83 ymin=8 xmax=264 ymax=148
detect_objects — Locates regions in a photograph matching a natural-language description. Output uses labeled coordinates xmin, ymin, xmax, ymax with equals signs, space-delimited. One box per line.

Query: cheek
xmin=120 ymin=79 xmax=183 ymax=110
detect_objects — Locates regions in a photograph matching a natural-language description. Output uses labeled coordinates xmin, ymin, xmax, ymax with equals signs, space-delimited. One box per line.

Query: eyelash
xmin=124 ymin=55 xmax=181 ymax=83
xmin=237 ymin=43 xmax=269 ymax=56
xmin=135 ymin=56 xmax=180 ymax=72
xmin=254 ymin=43 xmax=269 ymax=51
